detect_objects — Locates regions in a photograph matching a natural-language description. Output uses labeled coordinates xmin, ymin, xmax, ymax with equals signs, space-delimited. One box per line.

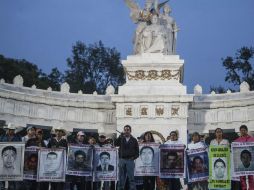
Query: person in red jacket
xmin=234 ymin=125 xmax=254 ymax=190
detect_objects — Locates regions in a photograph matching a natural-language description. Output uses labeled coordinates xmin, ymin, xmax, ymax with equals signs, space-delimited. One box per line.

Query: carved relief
xmin=126 ymin=69 xmax=180 ymax=81
xmin=171 ymin=105 xmax=180 ymax=117
xmin=140 ymin=106 xmax=148 ymax=116
xmin=125 ymin=106 xmax=132 ymax=116
xmin=155 ymin=105 xmax=164 ymax=116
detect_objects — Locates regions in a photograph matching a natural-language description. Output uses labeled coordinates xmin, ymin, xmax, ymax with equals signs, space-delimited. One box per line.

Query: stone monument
xmin=112 ymin=0 xmax=192 ymax=144
xmin=119 ymin=0 xmax=185 ymax=95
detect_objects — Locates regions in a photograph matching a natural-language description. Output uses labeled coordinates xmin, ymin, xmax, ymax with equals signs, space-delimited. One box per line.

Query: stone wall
xmin=188 ymin=83 xmax=254 ymax=134
xmin=0 ymin=77 xmax=116 ymax=136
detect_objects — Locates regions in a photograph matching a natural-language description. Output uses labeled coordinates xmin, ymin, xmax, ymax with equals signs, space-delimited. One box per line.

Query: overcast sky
xmin=0 ymin=0 xmax=253 ymax=93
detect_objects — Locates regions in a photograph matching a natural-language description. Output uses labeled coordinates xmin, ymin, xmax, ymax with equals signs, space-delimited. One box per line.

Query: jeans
xmin=118 ymin=158 xmax=136 ymax=190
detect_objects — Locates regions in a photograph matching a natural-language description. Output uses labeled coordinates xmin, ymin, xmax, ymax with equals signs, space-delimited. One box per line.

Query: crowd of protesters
xmin=0 ymin=123 xmax=253 ymax=190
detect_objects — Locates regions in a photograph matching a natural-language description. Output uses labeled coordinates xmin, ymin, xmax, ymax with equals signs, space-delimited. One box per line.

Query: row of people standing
xmin=115 ymin=124 xmax=254 ymax=190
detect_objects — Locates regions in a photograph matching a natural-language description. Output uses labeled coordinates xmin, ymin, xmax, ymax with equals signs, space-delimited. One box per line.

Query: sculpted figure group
xmin=124 ymin=0 xmax=178 ymax=55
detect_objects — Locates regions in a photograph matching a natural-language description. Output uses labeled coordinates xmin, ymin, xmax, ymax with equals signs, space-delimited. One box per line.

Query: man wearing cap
xmin=47 ymin=127 xmax=68 ymax=190
xmin=71 ymin=131 xmax=87 ymax=145
xmin=0 ymin=123 xmax=21 ymax=142
xmin=68 ymin=131 xmax=87 ymax=190
xmin=98 ymin=134 xmax=107 ymax=147
xmin=22 ymin=126 xmax=36 ymax=143
xmin=0 ymin=123 xmax=21 ymax=190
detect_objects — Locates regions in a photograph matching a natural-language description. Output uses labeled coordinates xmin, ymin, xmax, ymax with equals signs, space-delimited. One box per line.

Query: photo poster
xmin=231 ymin=142 xmax=254 ymax=177
xmin=208 ymin=145 xmax=230 ymax=190
xmin=0 ymin=142 xmax=25 ymax=181
xmin=37 ymin=148 xmax=66 ymax=182
xmin=187 ymin=148 xmax=209 ymax=183
xmin=135 ymin=143 xmax=160 ymax=176
xmin=159 ymin=144 xmax=185 ymax=178
xmin=66 ymin=144 xmax=93 ymax=176
xmin=93 ymin=147 xmax=118 ymax=181
xmin=23 ymin=147 xmax=38 ymax=180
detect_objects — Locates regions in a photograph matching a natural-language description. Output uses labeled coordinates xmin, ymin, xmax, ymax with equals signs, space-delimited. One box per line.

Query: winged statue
xmin=124 ymin=0 xmax=177 ymax=55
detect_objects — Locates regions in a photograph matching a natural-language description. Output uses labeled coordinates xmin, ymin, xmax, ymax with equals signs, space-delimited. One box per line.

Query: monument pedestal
xmin=119 ymin=53 xmax=186 ymax=95
xmin=112 ymin=53 xmax=192 ymax=144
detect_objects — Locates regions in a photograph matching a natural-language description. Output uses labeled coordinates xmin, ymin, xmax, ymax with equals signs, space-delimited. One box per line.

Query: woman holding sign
xmin=141 ymin=131 xmax=156 ymax=190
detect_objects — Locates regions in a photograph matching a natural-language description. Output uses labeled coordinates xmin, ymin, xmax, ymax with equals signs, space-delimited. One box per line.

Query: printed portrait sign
xmin=23 ymin=147 xmax=38 ymax=180
xmin=209 ymin=145 xmax=231 ymax=190
xmin=93 ymin=147 xmax=118 ymax=181
xmin=231 ymin=142 xmax=254 ymax=177
xmin=0 ymin=142 xmax=25 ymax=181
xmin=187 ymin=148 xmax=209 ymax=182
xmin=66 ymin=144 xmax=93 ymax=176
xmin=37 ymin=148 xmax=66 ymax=182
xmin=159 ymin=144 xmax=185 ymax=178
xmin=135 ymin=143 xmax=160 ymax=176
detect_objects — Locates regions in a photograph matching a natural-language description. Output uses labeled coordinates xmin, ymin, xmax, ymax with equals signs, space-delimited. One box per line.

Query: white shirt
xmin=210 ymin=139 xmax=229 ymax=146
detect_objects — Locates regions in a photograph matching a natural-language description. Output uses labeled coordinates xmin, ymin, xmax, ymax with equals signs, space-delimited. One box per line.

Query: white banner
xmin=0 ymin=142 xmax=25 ymax=181
xmin=37 ymin=148 xmax=66 ymax=182
xmin=135 ymin=143 xmax=160 ymax=176
xmin=231 ymin=142 xmax=254 ymax=177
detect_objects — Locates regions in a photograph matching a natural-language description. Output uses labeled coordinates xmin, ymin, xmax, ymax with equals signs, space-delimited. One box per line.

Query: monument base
xmin=119 ymin=53 xmax=186 ymax=95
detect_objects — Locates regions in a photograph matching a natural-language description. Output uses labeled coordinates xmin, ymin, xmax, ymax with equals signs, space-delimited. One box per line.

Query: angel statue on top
xmin=124 ymin=0 xmax=179 ymax=55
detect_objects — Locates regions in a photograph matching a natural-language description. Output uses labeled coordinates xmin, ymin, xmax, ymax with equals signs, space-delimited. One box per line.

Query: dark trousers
xmin=143 ymin=176 xmax=156 ymax=190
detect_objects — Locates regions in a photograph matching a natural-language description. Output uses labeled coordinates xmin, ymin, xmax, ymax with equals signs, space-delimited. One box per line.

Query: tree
xmin=222 ymin=46 xmax=254 ymax=90
xmin=64 ymin=41 xmax=125 ymax=94
xmin=210 ymin=46 xmax=254 ymax=93
xmin=0 ymin=54 xmax=63 ymax=90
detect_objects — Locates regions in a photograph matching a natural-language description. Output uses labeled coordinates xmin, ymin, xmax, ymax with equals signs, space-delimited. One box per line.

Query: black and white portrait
xmin=37 ymin=148 xmax=66 ymax=182
xmin=94 ymin=147 xmax=117 ymax=181
xmin=66 ymin=145 xmax=93 ymax=176
xmin=0 ymin=142 xmax=24 ymax=181
xmin=135 ymin=143 xmax=160 ymax=176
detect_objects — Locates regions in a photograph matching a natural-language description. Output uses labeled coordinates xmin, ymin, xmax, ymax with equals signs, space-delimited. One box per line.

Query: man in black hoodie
xmin=115 ymin=125 xmax=139 ymax=190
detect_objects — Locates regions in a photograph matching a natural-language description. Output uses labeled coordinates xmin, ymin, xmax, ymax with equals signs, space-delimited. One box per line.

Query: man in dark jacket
xmin=115 ymin=125 xmax=139 ymax=190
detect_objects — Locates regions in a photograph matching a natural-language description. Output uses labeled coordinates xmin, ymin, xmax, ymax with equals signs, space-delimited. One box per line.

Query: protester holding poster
xmin=37 ymin=148 xmax=66 ymax=183
xmin=66 ymin=131 xmax=92 ymax=190
xmin=208 ymin=145 xmax=231 ymax=190
xmin=234 ymin=125 xmax=254 ymax=190
xmin=159 ymin=131 xmax=184 ymax=190
xmin=47 ymin=126 xmax=68 ymax=190
xmin=187 ymin=132 xmax=208 ymax=190
xmin=0 ymin=123 xmax=22 ymax=190
xmin=135 ymin=131 xmax=158 ymax=190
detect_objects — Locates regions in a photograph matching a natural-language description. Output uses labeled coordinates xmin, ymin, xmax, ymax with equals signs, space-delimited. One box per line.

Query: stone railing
xmin=189 ymin=82 xmax=254 ymax=133
xmin=0 ymin=75 xmax=116 ymax=136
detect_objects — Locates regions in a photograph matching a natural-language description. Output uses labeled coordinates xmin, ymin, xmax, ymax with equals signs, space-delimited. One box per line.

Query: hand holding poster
xmin=93 ymin=146 xmax=117 ymax=181
xmin=159 ymin=144 xmax=185 ymax=178
xmin=37 ymin=148 xmax=66 ymax=182
xmin=66 ymin=144 xmax=93 ymax=176
xmin=187 ymin=148 xmax=209 ymax=183
xmin=231 ymin=142 xmax=254 ymax=177
xmin=209 ymin=145 xmax=230 ymax=189
xmin=0 ymin=142 xmax=25 ymax=181
xmin=135 ymin=143 xmax=160 ymax=176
